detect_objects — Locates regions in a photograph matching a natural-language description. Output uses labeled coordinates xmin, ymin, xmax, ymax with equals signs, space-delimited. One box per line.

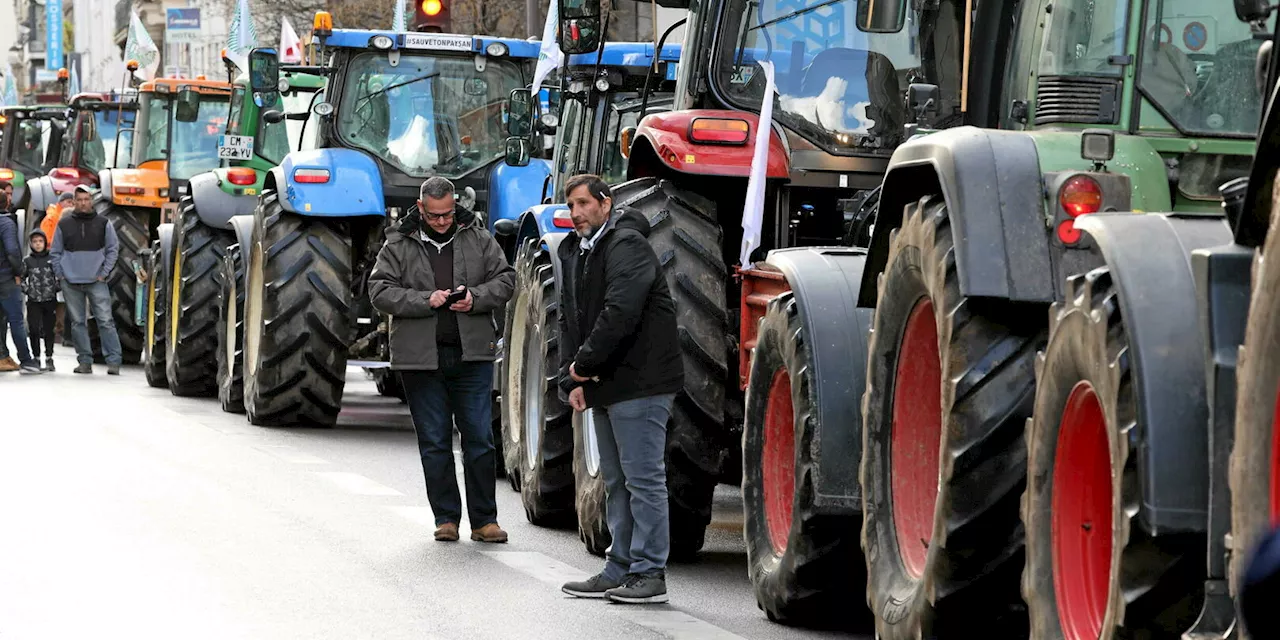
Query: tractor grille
xmin=1035 ymin=76 xmax=1120 ymax=125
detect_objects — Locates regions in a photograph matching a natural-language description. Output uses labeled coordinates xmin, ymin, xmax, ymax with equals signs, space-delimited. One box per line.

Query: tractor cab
xmin=120 ymin=78 xmax=233 ymax=209
xmin=0 ymin=105 xmax=68 ymax=208
xmin=216 ymin=67 xmax=327 ymax=190
xmin=35 ymin=93 xmax=139 ymax=205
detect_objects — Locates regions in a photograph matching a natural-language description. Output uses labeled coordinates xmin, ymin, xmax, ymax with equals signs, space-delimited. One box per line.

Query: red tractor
xmin=26 ymin=92 xmax=138 ymax=220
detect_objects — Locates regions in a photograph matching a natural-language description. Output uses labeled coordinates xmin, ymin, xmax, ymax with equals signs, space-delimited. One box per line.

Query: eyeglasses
xmin=423 ymin=211 xmax=454 ymax=221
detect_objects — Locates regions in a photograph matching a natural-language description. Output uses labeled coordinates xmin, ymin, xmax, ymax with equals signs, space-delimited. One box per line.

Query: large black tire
xmin=167 ymin=197 xmax=233 ymax=396
xmin=611 ymin=177 xmax=725 ymax=558
xmin=744 ymin=292 xmax=868 ymax=625
xmin=860 ymin=196 xmax=1040 ymax=638
xmin=506 ymin=240 xmax=575 ymax=526
xmin=573 ymin=407 xmax=610 ymax=556
xmin=217 ymin=244 xmax=245 ymax=413
xmin=142 ymin=240 xmax=169 ymax=388
xmin=95 ymin=193 xmax=148 ymax=363
xmin=242 ymin=190 xmax=351 ymax=427
xmin=499 ymin=245 xmax=528 ymax=493
xmin=1021 ymin=267 xmax=1204 ymax=639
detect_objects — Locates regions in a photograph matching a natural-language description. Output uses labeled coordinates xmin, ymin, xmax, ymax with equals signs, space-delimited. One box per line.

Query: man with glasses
xmin=369 ymin=176 xmax=515 ymax=544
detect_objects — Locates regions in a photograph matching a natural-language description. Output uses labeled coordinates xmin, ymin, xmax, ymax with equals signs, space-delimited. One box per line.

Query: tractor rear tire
xmin=612 ymin=177 xmax=726 ymax=558
xmin=861 ymin=196 xmax=1040 ymax=638
xmin=142 ymin=240 xmax=169 ymax=389
xmin=573 ymin=407 xmax=611 ymax=556
xmin=95 ymin=194 xmax=148 ymax=363
xmin=744 ymin=292 xmax=868 ymax=625
xmin=372 ymin=368 xmax=406 ymax=400
xmin=167 ymin=197 xmax=232 ymax=396
xmin=1021 ymin=267 xmax=1204 ymax=639
xmin=217 ymin=244 xmax=245 ymax=414
xmin=242 ymin=190 xmax=351 ymax=427
xmin=508 ymin=241 xmax=575 ymax=526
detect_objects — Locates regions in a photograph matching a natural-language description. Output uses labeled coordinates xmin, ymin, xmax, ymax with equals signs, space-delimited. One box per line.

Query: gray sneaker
xmin=107 ymin=365 xmax=121 ymax=376
xmin=562 ymin=572 xmax=625 ymax=599
xmin=43 ymin=358 xmax=55 ymax=372
xmin=19 ymin=362 xmax=43 ymax=375
xmin=605 ymin=572 xmax=668 ymax=604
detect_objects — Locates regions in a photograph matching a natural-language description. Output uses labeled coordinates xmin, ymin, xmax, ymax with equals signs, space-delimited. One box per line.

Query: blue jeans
xmin=63 ymin=280 xmax=121 ymax=366
xmin=400 ymin=347 xmax=498 ymax=529
xmin=592 ymin=393 xmax=676 ymax=580
xmin=0 ymin=281 xmax=33 ymax=365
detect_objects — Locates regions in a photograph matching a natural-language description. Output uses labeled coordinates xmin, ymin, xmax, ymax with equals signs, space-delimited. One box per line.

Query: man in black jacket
xmin=557 ymin=174 xmax=683 ymax=604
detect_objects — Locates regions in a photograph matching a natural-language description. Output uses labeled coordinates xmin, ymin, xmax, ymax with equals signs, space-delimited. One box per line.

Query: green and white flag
xmin=225 ymin=0 xmax=259 ymax=70
xmin=2 ymin=65 xmax=18 ymax=106
xmin=392 ymin=0 xmax=407 ymax=32
xmin=123 ymin=9 xmax=160 ymax=78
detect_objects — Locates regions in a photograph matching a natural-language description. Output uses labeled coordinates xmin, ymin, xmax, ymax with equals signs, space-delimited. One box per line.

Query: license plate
xmin=402 ymin=33 xmax=472 ymax=51
xmin=218 ymin=134 xmax=253 ymax=160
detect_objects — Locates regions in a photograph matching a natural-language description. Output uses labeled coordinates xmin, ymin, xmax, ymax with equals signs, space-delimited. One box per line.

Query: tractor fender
xmin=626 ymin=109 xmax=790 ymax=180
xmin=27 ymin=175 xmax=55 ymax=217
xmin=762 ymin=246 xmax=872 ymax=511
xmin=157 ymin=223 xmax=176 ymax=277
xmin=541 ymin=232 xmax=567 ymax=296
xmin=487 ymin=158 xmax=552 ymax=234
xmin=227 ymin=214 xmax=256 ymax=295
xmin=268 ymin=149 xmax=386 ymax=218
xmin=858 ymin=126 xmax=1055 ymax=308
xmin=188 ymin=171 xmax=255 ymax=230
xmin=517 ymin=203 xmax=570 ymax=248
xmin=1074 ymin=212 xmax=1234 ymax=533
xmin=97 ymin=169 xmax=115 ymax=202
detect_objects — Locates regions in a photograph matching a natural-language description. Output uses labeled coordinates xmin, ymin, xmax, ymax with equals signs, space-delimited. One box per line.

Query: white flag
xmin=392 ymin=0 xmax=407 ymax=32
xmin=123 ymin=9 xmax=160 ymax=79
xmin=279 ymin=17 xmax=303 ymax=63
xmin=2 ymin=66 xmax=18 ymax=107
xmin=530 ymin=0 xmax=563 ymax=93
xmin=68 ymin=64 xmax=81 ymax=95
xmin=225 ymin=0 xmax=259 ymax=71
xmin=739 ymin=61 xmax=776 ymax=269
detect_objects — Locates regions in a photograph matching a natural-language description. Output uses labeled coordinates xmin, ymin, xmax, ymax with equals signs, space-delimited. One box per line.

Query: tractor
xmin=25 ymin=92 xmax=138 ymax=221
xmin=222 ymin=19 xmax=550 ymax=427
xmin=0 ymin=105 xmax=68 ymax=212
xmin=141 ymin=65 xmax=325 ymax=411
xmin=94 ymin=77 xmax=233 ymax=364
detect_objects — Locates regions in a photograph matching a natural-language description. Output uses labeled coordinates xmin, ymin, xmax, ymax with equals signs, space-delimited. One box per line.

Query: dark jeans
xmin=0 ymin=282 xmax=33 ymax=364
xmin=401 ymin=346 xmax=498 ymax=529
xmin=26 ymin=300 xmax=55 ymax=358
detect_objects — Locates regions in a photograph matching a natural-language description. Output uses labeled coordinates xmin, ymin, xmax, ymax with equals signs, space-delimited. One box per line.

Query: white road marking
xmin=481 ymin=551 xmax=748 ymax=640
xmin=254 ymin=445 xmax=329 ymax=465
xmin=387 ymin=506 xmax=436 ymax=526
xmin=313 ymin=472 xmax=404 ymax=496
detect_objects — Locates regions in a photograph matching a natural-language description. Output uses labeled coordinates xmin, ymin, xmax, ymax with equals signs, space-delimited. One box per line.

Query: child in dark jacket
xmin=22 ymin=230 xmax=58 ymax=371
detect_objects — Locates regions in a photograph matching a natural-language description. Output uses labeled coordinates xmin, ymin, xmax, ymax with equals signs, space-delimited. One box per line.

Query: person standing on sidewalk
xmin=0 ymin=196 xmax=42 ymax=374
xmin=50 ymin=185 xmax=122 ymax=375
xmin=369 ymin=177 xmax=515 ymax=544
xmin=22 ymin=229 xmax=59 ymax=370
xmin=557 ymin=174 xmax=683 ymax=604
xmin=0 ymin=182 xmax=16 ymax=370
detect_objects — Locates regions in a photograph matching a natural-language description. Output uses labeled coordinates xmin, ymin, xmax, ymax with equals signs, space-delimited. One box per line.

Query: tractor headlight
xmin=313 ymin=102 xmax=335 ymax=116
xmin=370 ymin=35 xmax=394 ymax=50
xmin=485 ymin=42 xmax=508 ymax=57
xmin=594 ymin=77 xmax=610 ymax=92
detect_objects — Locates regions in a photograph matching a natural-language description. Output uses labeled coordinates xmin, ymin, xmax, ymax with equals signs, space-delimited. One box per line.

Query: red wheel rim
xmin=890 ymin=298 xmax=941 ymax=579
xmin=1271 ymin=380 xmax=1280 ymax=526
xmin=763 ymin=367 xmax=796 ymax=555
xmin=1051 ymin=381 xmax=1113 ymax=640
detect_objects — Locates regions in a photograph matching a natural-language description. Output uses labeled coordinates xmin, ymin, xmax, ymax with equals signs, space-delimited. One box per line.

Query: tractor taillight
xmin=227 ymin=168 xmax=257 ymax=186
xmin=0 ymin=168 xmax=13 ymax=180
xmin=552 ymin=209 xmax=574 ymax=228
xmin=1059 ymin=175 xmax=1102 ymax=218
xmin=689 ymin=118 xmax=750 ymax=145
xmin=114 ymin=186 xmax=144 ymax=195
xmin=294 ymin=168 xmax=330 ymax=184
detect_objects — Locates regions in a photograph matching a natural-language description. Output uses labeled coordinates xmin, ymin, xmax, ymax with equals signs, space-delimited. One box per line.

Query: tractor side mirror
xmin=907 ymin=83 xmax=940 ymax=125
xmin=81 ymin=118 xmax=96 ymax=143
xmin=856 ymin=0 xmax=906 ymax=33
xmin=1235 ymin=0 xmax=1273 ymax=23
xmin=558 ymin=0 xmax=602 ymax=54
xmin=619 ymin=126 xmax=636 ymax=159
xmin=249 ymin=48 xmax=280 ymax=94
xmin=504 ymin=136 xmax=531 ymax=167
xmin=175 ymin=87 xmax=200 ymax=123
xmin=507 ymin=88 xmax=533 ymax=137
xmin=262 ymin=110 xmax=286 ymax=124
xmin=114 ymin=128 xmax=135 ymax=168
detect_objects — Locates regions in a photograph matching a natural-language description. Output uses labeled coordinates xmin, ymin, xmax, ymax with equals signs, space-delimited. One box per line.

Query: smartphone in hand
xmin=444 ymin=286 xmax=468 ymax=306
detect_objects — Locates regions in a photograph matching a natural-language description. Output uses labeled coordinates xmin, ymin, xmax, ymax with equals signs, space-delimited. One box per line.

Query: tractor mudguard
xmin=541 ymin=232 xmax=567 ymax=297
xmin=488 ymin=158 xmax=552 ymax=234
xmin=227 ymin=214 xmax=256 ymax=295
xmin=97 ymin=169 xmax=114 ymax=201
xmin=517 ymin=204 xmax=571 ymax=247
xmin=157 ymin=223 xmax=175 ymax=278
xmin=188 ymin=171 xmax=255 ymax=230
xmin=627 ymin=109 xmax=790 ymax=179
xmin=1075 ymin=211 xmax=1233 ymax=534
xmin=26 ymin=176 xmax=55 ymax=217
xmin=268 ymin=149 xmax=386 ymax=217
xmin=761 ymin=246 xmax=872 ymax=511
xmin=859 ymin=126 xmax=1054 ymax=308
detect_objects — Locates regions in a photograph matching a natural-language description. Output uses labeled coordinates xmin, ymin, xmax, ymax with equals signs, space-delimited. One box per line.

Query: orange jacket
xmin=40 ymin=203 xmax=65 ymax=242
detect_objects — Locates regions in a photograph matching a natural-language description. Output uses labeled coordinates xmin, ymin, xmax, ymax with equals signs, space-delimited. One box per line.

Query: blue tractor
xmin=222 ymin=20 xmax=550 ymax=427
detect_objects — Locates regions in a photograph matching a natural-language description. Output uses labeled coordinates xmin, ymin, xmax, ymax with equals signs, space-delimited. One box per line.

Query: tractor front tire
xmin=142 ymin=240 xmax=169 ymax=389
xmin=573 ymin=407 xmax=610 ymax=556
xmin=167 ymin=197 xmax=233 ymax=396
xmin=217 ymin=244 xmax=245 ymax=413
xmin=242 ymin=190 xmax=351 ymax=427
xmin=96 ymin=194 xmax=148 ymax=363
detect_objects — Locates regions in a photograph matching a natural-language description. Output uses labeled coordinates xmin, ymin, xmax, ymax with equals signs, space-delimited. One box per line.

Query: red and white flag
xmin=279 ymin=17 xmax=303 ymax=63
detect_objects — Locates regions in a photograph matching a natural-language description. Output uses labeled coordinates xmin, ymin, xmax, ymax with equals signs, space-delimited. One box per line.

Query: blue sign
xmin=165 ymin=8 xmax=202 ymax=43
xmin=45 ymin=0 xmax=63 ymax=70
xmin=1183 ymin=22 xmax=1208 ymax=52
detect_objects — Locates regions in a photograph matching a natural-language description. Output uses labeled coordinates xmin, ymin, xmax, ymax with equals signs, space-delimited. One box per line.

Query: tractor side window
xmin=1038 ymin=0 xmax=1128 ymax=77
xmin=13 ymin=120 xmax=46 ymax=173
xmin=553 ymin=98 xmax=588 ymax=199
xmin=227 ymin=88 xmax=246 ymax=136
xmin=600 ymin=101 xmax=642 ymax=186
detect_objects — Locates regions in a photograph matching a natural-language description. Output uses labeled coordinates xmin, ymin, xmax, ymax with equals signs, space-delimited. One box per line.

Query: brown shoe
xmin=434 ymin=522 xmax=459 ymax=542
xmin=0 ymin=357 xmax=17 ymax=372
xmin=471 ymin=523 xmax=509 ymax=543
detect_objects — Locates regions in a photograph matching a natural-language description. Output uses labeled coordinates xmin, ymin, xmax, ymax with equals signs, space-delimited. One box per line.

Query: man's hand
xmin=428 ymin=289 xmax=451 ymax=308
xmin=449 ymin=289 xmax=473 ymax=313
xmin=13 ymin=276 xmax=19 ymax=286
xmin=569 ymin=386 xmax=587 ymax=412
xmin=96 ymin=276 xmax=105 ymax=282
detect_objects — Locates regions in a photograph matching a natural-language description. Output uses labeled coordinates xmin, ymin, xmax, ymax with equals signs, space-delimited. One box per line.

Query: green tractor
xmin=142 ymin=66 xmax=325 ymax=408
xmin=0 ymin=105 xmax=67 ymax=211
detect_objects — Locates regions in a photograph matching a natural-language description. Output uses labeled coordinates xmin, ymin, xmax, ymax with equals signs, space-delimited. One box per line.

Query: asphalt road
xmin=0 ymin=355 xmax=872 ymax=640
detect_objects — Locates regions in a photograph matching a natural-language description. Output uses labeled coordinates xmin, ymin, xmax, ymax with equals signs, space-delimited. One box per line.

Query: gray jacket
xmin=368 ymin=208 xmax=515 ymax=370
xmin=51 ymin=210 xmax=119 ymax=285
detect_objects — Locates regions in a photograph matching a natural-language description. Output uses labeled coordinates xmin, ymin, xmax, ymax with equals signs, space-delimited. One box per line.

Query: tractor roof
xmin=234 ymin=70 xmax=327 ymax=91
xmin=324 ymin=29 xmax=540 ymax=59
xmin=139 ymin=77 xmax=232 ymax=95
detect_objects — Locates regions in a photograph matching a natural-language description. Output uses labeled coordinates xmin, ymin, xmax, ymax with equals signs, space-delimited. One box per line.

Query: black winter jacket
xmin=557 ymin=208 xmax=684 ymax=408
xmin=22 ymin=247 xmax=59 ymax=302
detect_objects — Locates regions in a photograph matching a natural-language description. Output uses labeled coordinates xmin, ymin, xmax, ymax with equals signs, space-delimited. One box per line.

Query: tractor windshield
xmin=713 ymin=0 xmax=921 ymax=154
xmin=8 ymin=119 xmax=51 ymax=174
xmin=137 ymin=93 xmax=231 ymax=180
xmin=258 ymin=88 xmax=324 ymax=164
xmin=336 ymin=52 xmax=524 ymax=178
xmin=1136 ymin=0 xmax=1267 ymax=136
